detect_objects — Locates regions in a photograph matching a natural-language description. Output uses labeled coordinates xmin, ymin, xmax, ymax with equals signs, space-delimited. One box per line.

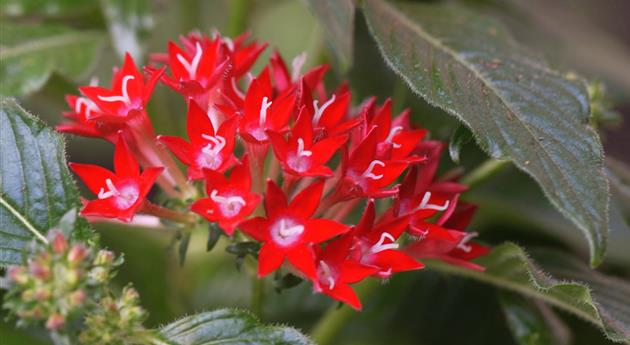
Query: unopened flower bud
xmin=68 ymin=244 xmax=89 ymax=265
xmin=93 ymin=250 xmax=114 ymax=266
xmin=21 ymin=289 xmax=36 ymax=302
xmin=45 ymin=313 xmax=65 ymax=331
xmin=64 ymin=268 xmax=80 ymax=286
xmin=34 ymin=287 xmax=51 ymax=301
xmin=29 ymin=261 xmax=50 ymax=281
xmin=50 ymin=231 xmax=68 ymax=254
xmin=121 ymin=287 xmax=140 ymax=305
xmin=68 ymin=289 xmax=87 ymax=307
xmin=89 ymin=267 xmax=110 ymax=283
xmin=7 ymin=266 xmax=29 ymax=285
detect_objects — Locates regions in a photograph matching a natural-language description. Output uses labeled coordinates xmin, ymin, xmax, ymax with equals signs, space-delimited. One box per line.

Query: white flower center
xmin=271 ymin=218 xmax=305 ymax=247
xmin=317 ymin=261 xmax=336 ymax=290
xmin=197 ymin=134 xmax=226 ymax=170
xmin=456 ymin=232 xmax=479 ymax=253
xmin=312 ymin=94 xmax=336 ymax=127
xmin=386 ymin=126 xmax=403 ymax=148
xmin=210 ymin=190 xmax=246 ymax=218
xmin=286 ymin=138 xmax=313 ymax=173
xmin=369 ymin=232 xmax=399 ymax=254
xmin=362 ymin=160 xmax=385 ymax=180
xmin=97 ymin=179 xmax=139 ymax=210
xmin=416 ymin=191 xmax=450 ymax=212
xmin=177 ymin=42 xmax=203 ymax=79
xmin=97 ymin=75 xmax=135 ymax=105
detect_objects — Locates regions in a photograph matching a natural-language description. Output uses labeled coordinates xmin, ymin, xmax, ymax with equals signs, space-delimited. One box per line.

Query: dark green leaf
xmin=449 ymin=125 xmax=474 ymax=164
xmin=500 ymin=292 xmax=571 ymax=345
xmin=363 ymin=0 xmax=609 ymax=266
xmin=303 ymin=0 xmax=355 ymax=70
xmin=0 ymin=98 xmax=87 ymax=266
xmin=428 ymin=243 xmax=630 ymax=343
xmin=0 ymin=23 xmax=105 ymax=97
xmin=274 ymin=273 xmax=304 ymax=293
xmin=160 ymin=308 xmax=313 ymax=345
xmin=99 ymin=0 xmax=152 ymax=60
xmin=206 ymin=223 xmax=222 ymax=252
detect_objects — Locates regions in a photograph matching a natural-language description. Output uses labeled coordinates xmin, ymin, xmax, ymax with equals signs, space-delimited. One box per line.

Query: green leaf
xmin=500 ymin=292 xmax=571 ymax=345
xmin=0 ymin=98 xmax=84 ymax=265
xmin=99 ymin=0 xmax=152 ymax=61
xmin=206 ymin=223 xmax=222 ymax=252
xmin=362 ymin=0 xmax=609 ymax=266
xmin=0 ymin=22 xmax=104 ymax=97
xmin=160 ymin=308 xmax=314 ymax=345
xmin=0 ymin=0 xmax=97 ymax=17
xmin=449 ymin=125 xmax=474 ymax=164
xmin=303 ymin=0 xmax=355 ymax=70
xmin=428 ymin=243 xmax=630 ymax=343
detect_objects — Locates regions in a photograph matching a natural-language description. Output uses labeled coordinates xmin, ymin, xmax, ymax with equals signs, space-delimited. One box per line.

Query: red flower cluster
xmin=60 ymin=31 xmax=488 ymax=310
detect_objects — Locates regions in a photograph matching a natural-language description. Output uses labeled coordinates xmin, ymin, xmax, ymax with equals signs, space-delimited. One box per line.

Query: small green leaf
xmin=206 ymin=223 xmax=222 ymax=252
xmin=500 ymin=292 xmax=571 ymax=345
xmin=0 ymin=23 xmax=104 ymax=97
xmin=303 ymin=0 xmax=355 ymax=70
xmin=428 ymin=243 xmax=630 ymax=343
xmin=363 ymin=0 xmax=609 ymax=266
xmin=160 ymin=308 xmax=314 ymax=345
xmin=449 ymin=125 xmax=474 ymax=164
xmin=0 ymin=98 xmax=89 ymax=266
xmin=274 ymin=273 xmax=304 ymax=293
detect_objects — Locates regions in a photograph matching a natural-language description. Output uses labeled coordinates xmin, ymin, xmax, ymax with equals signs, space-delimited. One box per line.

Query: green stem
xmin=460 ymin=159 xmax=510 ymax=188
xmin=227 ymin=0 xmax=251 ymax=37
xmin=311 ymin=280 xmax=378 ymax=345
xmin=251 ymin=275 xmax=265 ymax=318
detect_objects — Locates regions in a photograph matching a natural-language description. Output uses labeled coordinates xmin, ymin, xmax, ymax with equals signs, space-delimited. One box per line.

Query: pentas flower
xmin=239 ymin=180 xmax=350 ymax=279
xmin=268 ymin=108 xmax=348 ymax=177
xmin=338 ymin=128 xmax=409 ymax=199
xmin=300 ymin=83 xmax=359 ymax=137
xmin=69 ymin=138 xmax=163 ymax=222
xmin=191 ymin=157 xmax=261 ymax=235
xmin=81 ymin=54 xmax=164 ymax=121
xmin=57 ymin=95 xmax=120 ymax=141
xmin=235 ymin=68 xmax=295 ymax=144
xmin=158 ymin=101 xmax=237 ymax=180
xmin=269 ymin=50 xmax=328 ymax=95
xmin=346 ymin=201 xmax=423 ymax=279
xmin=314 ymin=235 xmax=379 ymax=310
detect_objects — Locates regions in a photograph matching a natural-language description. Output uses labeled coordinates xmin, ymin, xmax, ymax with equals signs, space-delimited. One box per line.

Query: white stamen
xmin=75 ymin=97 xmax=99 ymax=119
xmin=201 ymin=134 xmax=226 ymax=153
xmin=296 ymin=138 xmax=312 ymax=157
xmin=278 ymin=219 xmax=304 ymax=238
xmin=417 ymin=191 xmax=450 ymax=211
xmin=386 ymin=126 xmax=403 ymax=148
xmin=98 ymin=179 xmax=120 ymax=199
xmin=97 ymin=75 xmax=135 ymax=105
xmin=259 ymin=96 xmax=273 ymax=127
xmin=456 ymin=232 xmax=479 ymax=253
xmin=210 ymin=190 xmax=246 ymax=208
xmin=362 ymin=160 xmax=385 ymax=180
xmin=230 ymin=78 xmax=245 ymax=99
xmin=176 ymin=42 xmax=203 ymax=79
xmin=223 ymin=37 xmax=234 ymax=51
xmin=319 ymin=261 xmax=335 ymax=289
xmin=312 ymin=94 xmax=336 ymax=126
xmin=369 ymin=232 xmax=399 ymax=254
xmin=291 ymin=52 xmax=307 ymax=81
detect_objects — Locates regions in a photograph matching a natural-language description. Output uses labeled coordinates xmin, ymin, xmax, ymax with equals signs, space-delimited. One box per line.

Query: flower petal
xmin=305 ymin=219 xmax=350 ymax=243
xmin=289 ymin=180 xmax=324 ymax=219
xmin=258 ymin=242 xmax=285 ymax=277
xmin=69 ymin=163 xmax=116 ymax=195
xmin=114 ymin=137 xmax=140 ymax=178
xmin=238 ymin=217 xmax=269 ymax=242
xmin=287 ymin=245 xmax=317 ymax=280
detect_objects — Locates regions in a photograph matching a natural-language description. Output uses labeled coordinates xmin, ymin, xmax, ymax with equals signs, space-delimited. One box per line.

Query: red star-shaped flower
xmin=191 ymin=156 xmax=261 ymax=235
xmin=268 ymin=108 xmax=347 ymax=177
xmin=269 ymin=50 xmax=328 ymax=95
xmin=314 ymin=235 xmax=378 ymax=310
xmin=57 ymin=95 xmax=121 ymax=141
xmin=69 ymin=138 xmax=163 ymax=222
xmin=80 ymin=54 xmax=165 ymax=121
xmin=158 ymin=101 xmax=237 ymax=180
xmin=300 ymin=84 xmax=360 ymax=137
xmin=239 ymin=180 xmax=350 ymax=279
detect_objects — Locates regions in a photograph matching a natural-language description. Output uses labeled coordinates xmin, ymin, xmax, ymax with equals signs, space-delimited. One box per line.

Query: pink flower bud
xmin=68 ymin=244 xmax=89 ymax=265
xmin=45 ymin=313 xmax=66 ymax=331
xmin=7 ymin=266 xmax=29 ymax=285
xmin=50 ymin=231 xmax=68 ymax=253
xmin=29 ymin=261 xmax=50 ymax=281
xmin=69 ymin=289 xmax=87 ymax=307
xmin=94 ymin=250 xmax=114 ymax=266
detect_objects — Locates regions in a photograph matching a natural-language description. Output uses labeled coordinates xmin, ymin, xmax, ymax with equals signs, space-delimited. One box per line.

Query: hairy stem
xmin=141 ymin=202 xmax=197 ymax=225
xmin=251 ymin=275 xmax=265 ymax=318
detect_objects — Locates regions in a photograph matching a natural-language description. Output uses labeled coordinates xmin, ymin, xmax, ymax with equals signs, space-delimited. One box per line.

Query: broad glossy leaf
xmin=363 ymin=0 xmax=609 ymax=266
xmin=100 ymin=0 xmax=152 ymax=61
xmin=303 ymin=0 xmax=355 ymax=70
xmin=500 ymin=293 xmax=571 ymax=345
xmin=0 ymin=98 xmax=84 ymax=265
xmin=161 ymin=308 xmax=314 ymax=345
xmin=0 ymin=23 xmax=104 ymax=97
xmin=449 ymin=125 xmax=474 ymax=164
xmin=428 ymin=243 xmax=630 ymax=343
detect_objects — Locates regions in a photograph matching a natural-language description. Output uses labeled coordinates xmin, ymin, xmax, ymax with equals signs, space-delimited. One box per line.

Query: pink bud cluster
xmin=59 ymin=31 xmax=488 ymax=309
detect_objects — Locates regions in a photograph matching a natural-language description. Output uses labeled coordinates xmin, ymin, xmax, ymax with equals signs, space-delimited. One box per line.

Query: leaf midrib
xmin=0 ymin=31 xmax=102 ymax=59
